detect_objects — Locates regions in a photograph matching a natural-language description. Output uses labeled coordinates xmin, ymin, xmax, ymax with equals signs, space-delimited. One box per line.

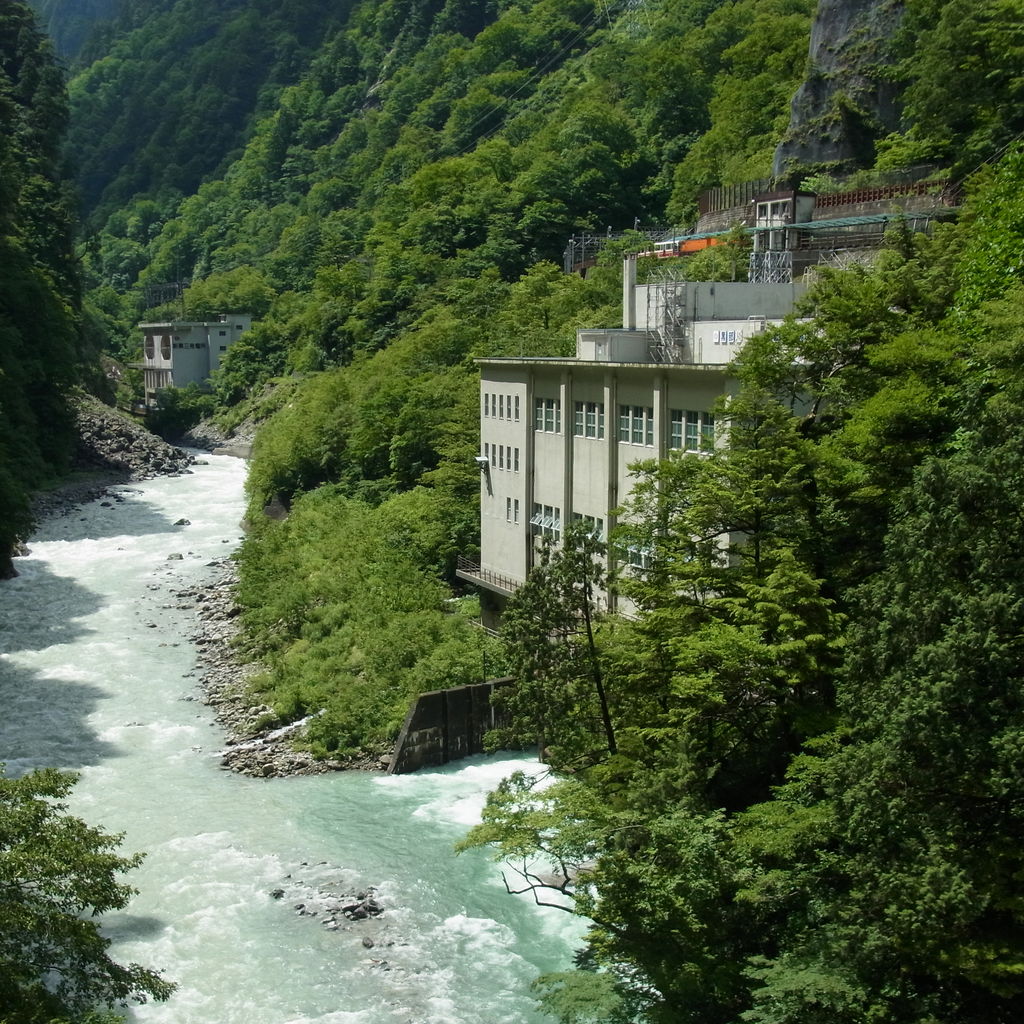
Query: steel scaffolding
xmin=748 ymin=250 xmax=793 ymax=284
xmin=646 ymin=264 xmax=689 ymax=363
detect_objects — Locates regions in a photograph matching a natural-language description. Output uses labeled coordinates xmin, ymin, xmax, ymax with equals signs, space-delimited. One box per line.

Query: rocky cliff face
xmin=27 ymin=0 xmax=120 ymax=58
xmin=773 ymin=0 xmax=904 ymax=175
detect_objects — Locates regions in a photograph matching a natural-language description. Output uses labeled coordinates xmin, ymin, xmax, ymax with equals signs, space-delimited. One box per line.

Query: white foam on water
xmin=2 ymin=457 xmax=580 ymax=1023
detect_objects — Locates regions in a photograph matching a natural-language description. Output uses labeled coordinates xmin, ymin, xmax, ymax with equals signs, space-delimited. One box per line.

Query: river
xmin=0 ymin=454 xmax=581 ymax=1024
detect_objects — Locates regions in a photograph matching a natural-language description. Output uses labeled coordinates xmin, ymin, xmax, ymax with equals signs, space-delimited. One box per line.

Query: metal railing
xmin=813 ymin=179 xmax=958 ymax=209
xmin=456 ymin=557 xmax=523 ymax=595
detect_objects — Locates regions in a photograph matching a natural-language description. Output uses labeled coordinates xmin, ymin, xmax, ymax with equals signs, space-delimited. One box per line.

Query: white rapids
xmin=0 ymin=454 xmax=581 ymax=1024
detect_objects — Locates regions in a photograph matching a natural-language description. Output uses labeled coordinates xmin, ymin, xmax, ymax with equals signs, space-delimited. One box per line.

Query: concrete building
xmin=457 ymin=262 xmax=805 ymax=624
xmin=138 ymin=314 xmax=252 ymax=406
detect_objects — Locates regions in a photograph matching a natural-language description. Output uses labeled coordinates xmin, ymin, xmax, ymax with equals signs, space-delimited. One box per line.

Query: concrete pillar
xmin=622 ymin=257 xmax=637 ymax=330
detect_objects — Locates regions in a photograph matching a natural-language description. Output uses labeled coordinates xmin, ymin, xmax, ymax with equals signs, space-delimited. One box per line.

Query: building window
xmin=160 ymin=336 xmax=171 ymax=359
xmin=535 ymin=397 xmax=561 ymax=433
xmin=490 ymin=444 xmax=496 ymax=469
xmin=530 ymin=503 xmax=561 ymax=541
xmin=483 ymin=442 xmax=489 ymax=464
xmin=513 ymin=447 xmax=520 ymax=472
xmin=619 ymin=405 xmax=654 ymax=446
xmin=499 ymin=394 xmax=505 ymax=419
xmin=668 ymin=410 xmax=715 ymax=452
xmin=484 ymin=393 xmax=490 ymax=417
xmin=574 ymin=401 xmax=605 ymax=439
xmin=144 ymin=336 xmax=155 ymax=359
xmin=702 ymin=414 xmax=715 ymax=446
xmin=685 ymin=410 xmax=700 ymax=450
xmin=513 ymin=498 xmax=520 ymax=523
xmin=669 ymin=409 xmax=684 ymax=450
xmin=514 ymin=395 xmax=520 ymax=421
xmin=219 ymin=345 xmax=227 ymax=351
xmin=622 ymin=544 xmax=653 ymax=569
xmin=219 ymin=330 xmax=227 ymax=337
xmin=506 ymin=497 xmax=513 ymax=522
xmin=498 ymin=446 xmax=505 ymax=470
xmin=572 ymin=513 xmax=605 ymax=539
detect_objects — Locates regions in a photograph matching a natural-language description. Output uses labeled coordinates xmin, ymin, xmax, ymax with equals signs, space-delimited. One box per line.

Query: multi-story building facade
xmin=458 ymin=261 xmax=805 ymax=624
xmin=138 ymin=314 xmax=252 ymax=405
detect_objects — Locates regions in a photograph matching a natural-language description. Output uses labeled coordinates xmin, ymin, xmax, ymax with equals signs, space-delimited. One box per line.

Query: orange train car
xmin=643 ymin=234 xmax=723 ymax=258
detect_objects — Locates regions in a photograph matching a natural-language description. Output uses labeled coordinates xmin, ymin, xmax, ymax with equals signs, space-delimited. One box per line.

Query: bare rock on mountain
xmin=773 ymin=0 xmax=904 ymax=175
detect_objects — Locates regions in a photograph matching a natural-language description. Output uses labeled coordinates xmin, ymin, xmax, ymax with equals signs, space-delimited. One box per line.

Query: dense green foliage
xmin=234 ymin=257 xmax=621 ymax=751
xmin=14 ymin=1 xmax=1023 ymax=1017
xmin=0 ymin=767 xmax=173 ymax=1022
xmin=51 ymin=0 xmax=1022 ymax=765
xmin=74 ymin=0 xmax=816 ymax=371
xmin=876 ymin=0 xmax=1024 ymax=174
xmin=0 ymin=1 xmax=91 ymax=576
xmin=462 ymin=147 xmax=1024 ymax=1022
xmin=236 ymin=486 xmax=504 ymax=756
xmin=58 ymin=0 xmax=828 ymax=745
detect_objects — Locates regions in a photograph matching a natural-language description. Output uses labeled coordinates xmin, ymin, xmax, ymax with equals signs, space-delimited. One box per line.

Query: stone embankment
xmin=24 ymin=394 xmax=192 ymax=544
xmin=178 ymin=560 xmax=384 ymax=777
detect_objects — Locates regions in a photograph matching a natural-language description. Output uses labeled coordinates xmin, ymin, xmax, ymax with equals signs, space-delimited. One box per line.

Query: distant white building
xmin=138 ymin=314 xmax=252 ymax=405
xmin=457 ymin=261 xmax=805 ymax=625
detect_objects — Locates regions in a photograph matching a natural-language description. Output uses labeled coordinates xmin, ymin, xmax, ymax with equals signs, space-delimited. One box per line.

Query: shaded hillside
xmin=0 ymin=1 xmax=86 ymax=576
xmin=66 ymin=0 xmax=363 ymax=224
xmin=26 ymin=0 xmax=120 ymax=59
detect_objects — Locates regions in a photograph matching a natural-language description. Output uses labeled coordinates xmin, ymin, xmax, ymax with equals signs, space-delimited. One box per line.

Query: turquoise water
xmin=0 ymin=456 xmax=581 ymax=1023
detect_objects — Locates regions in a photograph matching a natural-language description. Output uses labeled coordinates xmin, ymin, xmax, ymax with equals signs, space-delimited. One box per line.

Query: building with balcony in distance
xmin=138 ymin=314 xmax=252 ymax=406
xmin=457 ymin=260 xmax=806 ymax=627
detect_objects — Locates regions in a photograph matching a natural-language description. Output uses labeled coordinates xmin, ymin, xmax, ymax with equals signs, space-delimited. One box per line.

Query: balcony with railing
xmin=455 ymin=556 xmax=523 ymax=596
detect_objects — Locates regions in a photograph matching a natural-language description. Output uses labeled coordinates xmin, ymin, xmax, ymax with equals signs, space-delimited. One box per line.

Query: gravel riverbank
xmin=23 ymin=397 xmax=381 ymax=776
xmin=177 ymin=559 xmax=387 ymax=777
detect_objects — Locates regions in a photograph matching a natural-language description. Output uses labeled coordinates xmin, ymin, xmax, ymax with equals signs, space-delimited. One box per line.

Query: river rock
xmin=73 ymin=393 xmax=195 ymax=481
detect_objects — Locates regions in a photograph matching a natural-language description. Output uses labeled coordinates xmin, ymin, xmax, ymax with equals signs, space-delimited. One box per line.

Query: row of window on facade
xmin=518 ymin=504 xmax=607 ymax=540
xmin=483 ymin=392 xmax=521 ymax=421
xmin=534 ymin=398 xmax=715 ymax=450
xmin=143 ymin=338 xmax=226 ymax=357
xmin=501 ymin=495 xmax=651 ymax=569
xmin=484 ymin=443 xmax=520 ymax=471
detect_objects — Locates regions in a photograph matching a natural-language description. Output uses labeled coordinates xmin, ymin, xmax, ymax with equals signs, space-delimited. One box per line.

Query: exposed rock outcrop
xmin=181 ymin=419 xmax=256 ymax=460
xmin=773 ymin=0 xmax=904 ymax=175
xmin=23 ymin=394 xmax=196 ymax=549
xmin=73 ymin=393 xmax=195 ymax=479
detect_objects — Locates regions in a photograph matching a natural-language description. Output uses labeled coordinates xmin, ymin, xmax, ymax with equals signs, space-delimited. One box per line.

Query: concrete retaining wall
xmin=388 ymin=678 xmax=516 ymax=774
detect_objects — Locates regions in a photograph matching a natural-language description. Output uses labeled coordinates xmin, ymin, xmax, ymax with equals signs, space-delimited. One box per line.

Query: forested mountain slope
xmin=12 ymin=0 xmax=1024 ymax=1017
xmin=50 ymin=0 xmax=1024 ymax=793
xmin=0 ymin=2 xmax=95 ymax=577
